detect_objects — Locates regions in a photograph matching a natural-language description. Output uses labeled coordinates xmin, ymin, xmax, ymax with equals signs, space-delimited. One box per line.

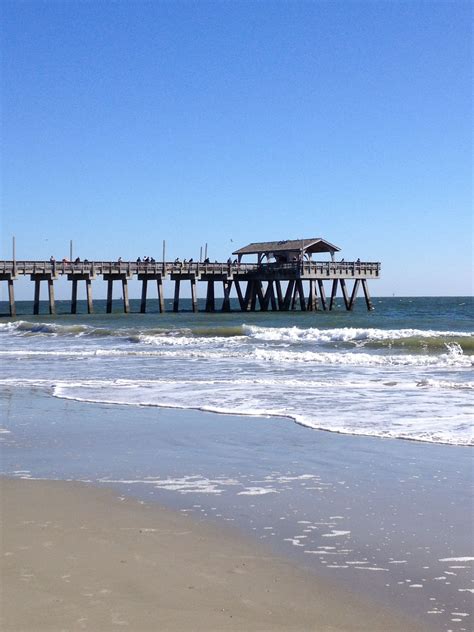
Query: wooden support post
xmin=339 ymin=279 xmax=350 ymax=310
xmin=296 ymin=279 xmax=306 ymax=311
xmin=307 ymin=280 xmax=319 ymax=311
xmin=106 ymin=279 xmax=113 ymax=313
xmin=140 ymin=279 xmax=148 ymax=313
xmin=307 ymin=280 xmax=313 ymax=311
xmin=291 ymin=282 xmax=298 ymax=310
xmin=173 ymin=280 xmax=181 ymax=312
xmin=255 ymin=281 xmax=266 ymax=311
xmin=86 ymin=279 xmax=94 ymax=314
xmin=264 ymin=281 xmax=277 ymax=311
xmin=191 ymin=277 xmax=198 ymax=312
xmin=34 ymin=278 xmax=41 ymax=315
xmin=8 ymin=279 xmax=16 ymax=317
xmin=259 ymin=282 xmax=270 ymax=311
xmin=121 ymin=279 xmax=129 ymax=314
xmin=275 ymin=281 xmax=283 ymax=310
xmin=222 ymin=280 xmax=232 ymax=312
xmin=318 ymin=280 xmax=327 ymax=311
xmin=48 ymin=278 xmax=56 ymax=315
xmin=157 ymin=278 xmax=165 ymax=313
xmin=329 ymin=279 xmax=338 ymax=311
xmin=71 ymin=279 xmax=78 ymax=314
xmin=205 ymin=280 xmax=215 ymax=312
xmin=243 ymin=281 xmax=254 ymax=311
xmin=250 ymin=281 xmax=258 ymax=311
xmin=270 ymin=283 xmax=277 ymax=311
xmin=234 ymin=280 xmax=246 ymax=311
xmin=362 ymin=279 xmax=374 ymax=311
xmin=283 ymin=280 xmax=295 ymax=311
xmin=348 ymin=279 xmax=360 ymax=311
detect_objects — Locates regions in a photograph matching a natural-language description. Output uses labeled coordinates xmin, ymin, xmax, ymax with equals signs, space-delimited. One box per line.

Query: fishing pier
xmin=0 ymin=238 xmax=381 ymax=316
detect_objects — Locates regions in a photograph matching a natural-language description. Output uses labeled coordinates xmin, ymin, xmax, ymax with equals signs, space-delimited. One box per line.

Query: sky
xmin=1 ymin=0 xmax=472 ymax=299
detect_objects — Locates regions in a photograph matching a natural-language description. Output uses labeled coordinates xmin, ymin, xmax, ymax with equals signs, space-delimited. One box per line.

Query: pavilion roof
xmin=232 ymin=238 xmax=340 ymax=256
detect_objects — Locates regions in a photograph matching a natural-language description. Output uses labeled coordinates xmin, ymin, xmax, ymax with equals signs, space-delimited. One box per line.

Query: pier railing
xmin=0 ymin=260 xmax=381 ymax=278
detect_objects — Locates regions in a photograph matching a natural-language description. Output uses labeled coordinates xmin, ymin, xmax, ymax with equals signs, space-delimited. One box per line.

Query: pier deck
xmin=0 ymin=259 xmax=381 ymax=316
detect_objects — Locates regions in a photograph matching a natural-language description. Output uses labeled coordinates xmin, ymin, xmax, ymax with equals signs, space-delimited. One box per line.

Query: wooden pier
xmin=0 ymin=238 xmax=381 ymax=316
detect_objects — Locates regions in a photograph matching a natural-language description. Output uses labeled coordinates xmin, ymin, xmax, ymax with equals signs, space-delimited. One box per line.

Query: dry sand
xmin=0 ymin=478 xmax=427 ymax=632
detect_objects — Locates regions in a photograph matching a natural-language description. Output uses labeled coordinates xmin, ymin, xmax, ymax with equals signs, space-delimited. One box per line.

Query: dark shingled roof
xmin=232 ymin=238 xmax=340 ymax=256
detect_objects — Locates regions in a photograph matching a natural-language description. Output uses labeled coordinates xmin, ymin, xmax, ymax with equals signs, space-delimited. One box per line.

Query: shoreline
xmin=1 ymin=389 xmax=472 ymax=631
xmin=0 ymin=476 xmax=428 ymax=631
xmin=51 ymin=393 xmax=474 ymax=448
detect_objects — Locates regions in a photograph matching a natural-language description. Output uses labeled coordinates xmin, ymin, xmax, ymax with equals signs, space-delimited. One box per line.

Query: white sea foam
xmin=99 ymin=475 xmax=241 ymax=495
xmin=1 ymin=341 xmax=472 ymax=370
xmin=254 ymin=347 xmax=472 ymax=368
xmin=321 ymin=530 xmax=351 ymax=538
xmin=237 ymin=487 xmax=278 ymax=496
xmin=2 ymin=373 xmax=471 ymax=445
xmin=243 ymin=324 xmax=473 ymax=343
xmin=326 ymin=565 xmax=349 ymax=568
xmin=0 ymin=349 xmax=166 ymax=358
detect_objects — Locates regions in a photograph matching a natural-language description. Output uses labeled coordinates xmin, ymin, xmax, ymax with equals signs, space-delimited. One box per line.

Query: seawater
xmin=1 ymin=296 xmax=472 ymax=445
xmin=1 ymin=296 xmax=473 ymax=631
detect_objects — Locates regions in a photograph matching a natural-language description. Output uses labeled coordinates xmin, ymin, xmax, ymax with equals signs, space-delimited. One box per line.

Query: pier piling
xmin=173 ymin=280 xmax=181 ymax=312
xmin=205 ymin=280 xmax=215 ymax=312
xmin=8 ymin=279 xmax=16 ymax=316
xmin=191 ymin=277 xmax=198 ymax=313
xmin=318 ymin=280 xmax=327 ymax=311
xmin=140 ymin=279 xmax=148 ymax=313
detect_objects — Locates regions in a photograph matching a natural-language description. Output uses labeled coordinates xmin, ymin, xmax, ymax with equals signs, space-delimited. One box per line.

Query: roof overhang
xmin=232 ymin=238 xmax=341 ymax=256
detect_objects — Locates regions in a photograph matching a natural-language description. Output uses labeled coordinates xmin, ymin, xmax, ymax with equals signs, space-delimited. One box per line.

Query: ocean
xmin=1 ymin=296 xmax=473 ymax=631
xmin=1 ymin=296 xmax=472 ymax=445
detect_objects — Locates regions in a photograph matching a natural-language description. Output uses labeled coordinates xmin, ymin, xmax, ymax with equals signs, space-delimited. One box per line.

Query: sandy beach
xmin=0 ymin=477 xmax=430 ymax=632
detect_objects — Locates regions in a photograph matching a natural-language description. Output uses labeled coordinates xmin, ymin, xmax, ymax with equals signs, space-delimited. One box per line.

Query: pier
xmin=0 ymin=238 xmax=381 ymax=316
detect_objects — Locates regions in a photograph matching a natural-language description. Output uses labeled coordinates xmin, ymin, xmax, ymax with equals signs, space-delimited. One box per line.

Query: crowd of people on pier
xmin=171 ymin=257 xmax=239 ymax=266
xmin=47 ymin=255 xmax=240 ymax=267
xmin=48 ymin=255 xmax=363 ymax=269
xmin=49 ymin=256 xmax=89 ymax=266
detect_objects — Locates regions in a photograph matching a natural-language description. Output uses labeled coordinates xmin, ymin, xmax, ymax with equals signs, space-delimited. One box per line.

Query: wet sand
xmin=0 ymin=477 xmax=428 ymax=632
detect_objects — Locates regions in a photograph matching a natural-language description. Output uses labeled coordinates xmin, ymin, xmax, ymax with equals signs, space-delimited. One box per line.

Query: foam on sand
xmin=2 ymin=478 xmax=427 ymax=632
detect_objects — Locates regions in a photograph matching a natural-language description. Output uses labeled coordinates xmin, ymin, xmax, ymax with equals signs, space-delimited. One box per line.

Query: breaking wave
xmin=2 ymin=319 xmax=473 ymax=345
xmin=0 ymin=345 xmax=471 ymax=367
xmin=243 ymin=325 xmax=474 ymax=352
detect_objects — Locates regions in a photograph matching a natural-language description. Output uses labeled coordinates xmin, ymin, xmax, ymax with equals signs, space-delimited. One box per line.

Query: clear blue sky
xmin=1 ymin=0 xmax=472 ymax=298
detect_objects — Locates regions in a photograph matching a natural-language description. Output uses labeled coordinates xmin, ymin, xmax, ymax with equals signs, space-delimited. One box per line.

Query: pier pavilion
xmin=0 ymin=237 xmax=380 ymax=316
xmin=233 ymin=237 xmax=340 ymax=264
